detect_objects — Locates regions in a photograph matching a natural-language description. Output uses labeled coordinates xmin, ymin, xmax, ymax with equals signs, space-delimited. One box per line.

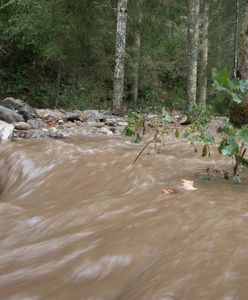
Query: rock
xmin=58 ymin=121 xmax=78 ymax=129
xmin=171 ymin=109 xmax=184 ymax=122
xmin=65 ymin=112 xmax=81 ymax=122
xmin=1 ymin=97 xmax=38 ymax=121
xmin=84 ymin=122 xmax=104 ymax=128
xmin=105 ymin=120 xmax=116 ymax=127
xmin=180 ymin=116 xmax=191 ymax=125
xmin=108 ymin=127 xmax=117 ymax=133
xmin=206 ymin=117 xmax=228 ymax=137
xmin=117 ymin=121 xmax=128 ymax=127
xmin=50 ymin=127 xmax=57 ymax=133
xmin=0 ymin=121 xmax=14 ymax=141
xmin=14 ymin=122 xmax=31 ymax=130
xmin=27 ymin=119 xmax=48 ymax=129
xmin=82 ymin=110 xmax=106 ymax=122
xmin=58 ymin=119 xmax=64 ymax=125
xmin=0 ymin=105 xmax=24 ymax=123
xmin=99 ymin=127 xmax=113 ymax=135
xmin=36 ymin=109 xmax=64 ymax=120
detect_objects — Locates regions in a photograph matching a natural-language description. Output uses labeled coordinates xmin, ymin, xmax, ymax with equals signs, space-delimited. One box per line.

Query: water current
xmin=0 ymin=136 xmax=248 ymax=300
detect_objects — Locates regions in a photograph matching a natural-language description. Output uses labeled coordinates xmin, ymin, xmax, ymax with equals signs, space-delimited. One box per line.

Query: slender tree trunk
xmin=55 ymin=60 xmax=61 ymax=108
xmin=233 ymin=0 xmax=240 ymax=78
xmin=238 ymin=0 xmax=248 ymax=80
xmin=187 ymin=0 xmax=200 ymax=110
xmin=113 ymin=0 xmax=128 ymax=113
xmin=131 ymin=7 xmax=142 ymax=104
xmin=198 ymin=0 xmax=209 ymax=108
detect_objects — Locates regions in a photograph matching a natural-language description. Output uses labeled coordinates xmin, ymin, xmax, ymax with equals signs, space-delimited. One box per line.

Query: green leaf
xmin=235 ymin=127 xmax=248 ymax=146
xmin=218 ymin=138 xmax=239 ymax=156
xmin=212 ymin=68 xmax=229 ymax=85
xmin=238 ymin=80 xmax=248 ymax=93
xmin=229 ymin=92 xmax=242 ymax=103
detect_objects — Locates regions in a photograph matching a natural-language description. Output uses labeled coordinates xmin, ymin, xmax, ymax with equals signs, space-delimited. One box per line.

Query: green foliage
xmin=0 ymin=1 xmax=244 ymax=111
xmin=211 ymin=69 xmax=248 ymax=177
xmin=183 ymin=103 xmax=213 ymax=156
xmin=218 ymin=137 xmax=239 ymax=156
xmin=212 ymin=68 xmax=248 ymax=103
xmin=124 ymin=113 xmax=144 ymax=138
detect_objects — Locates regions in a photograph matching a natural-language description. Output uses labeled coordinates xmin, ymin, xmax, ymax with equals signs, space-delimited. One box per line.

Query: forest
xmin=1 ymin=0 xmax=246 ymax=115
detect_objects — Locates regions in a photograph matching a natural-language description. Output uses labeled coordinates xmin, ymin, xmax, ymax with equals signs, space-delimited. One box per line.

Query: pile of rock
xmin=0 ymin=97 xmax=128 ymax=142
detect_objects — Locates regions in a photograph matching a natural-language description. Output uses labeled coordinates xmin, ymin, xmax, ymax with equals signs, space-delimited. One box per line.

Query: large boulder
xmin=0 ymin=121 xmax=14 ymax=142
xmin=0 ymin=105 xmax=24 ymax=123
xmin=1 ymin=97 xmax=38 ymax=121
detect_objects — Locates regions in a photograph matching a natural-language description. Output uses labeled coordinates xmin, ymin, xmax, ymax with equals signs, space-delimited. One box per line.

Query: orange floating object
xmin=162 ymin=189 xmax=177 ymax=195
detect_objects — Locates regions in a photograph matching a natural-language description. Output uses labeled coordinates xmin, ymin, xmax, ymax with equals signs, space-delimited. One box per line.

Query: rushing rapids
xmin=0 ymin=137 xmax=248 ymax=300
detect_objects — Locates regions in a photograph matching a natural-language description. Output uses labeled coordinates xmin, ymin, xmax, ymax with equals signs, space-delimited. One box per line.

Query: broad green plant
xmin=212 ymin=69 xmax=248 ymax=180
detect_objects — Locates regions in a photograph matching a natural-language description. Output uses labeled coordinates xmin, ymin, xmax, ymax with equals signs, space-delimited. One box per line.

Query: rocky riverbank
xmin=0 ymin=97 xmax=228 ymax=143
xmin=0 ymin=98 xmax=129 ymax=142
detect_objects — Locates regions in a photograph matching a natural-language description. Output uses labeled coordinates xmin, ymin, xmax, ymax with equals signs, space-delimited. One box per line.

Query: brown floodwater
xmin=0 ymin=136 xmax=248 ymax=300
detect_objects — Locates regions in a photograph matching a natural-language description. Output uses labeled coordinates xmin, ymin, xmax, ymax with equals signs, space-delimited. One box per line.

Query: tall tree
xmin=113 ymin=0 xmax=128 ymax=112
xmin=187 ymin=0 xmax=200 ymax=110
xmin=198 ymin=0 xmax=209 ymax=108
xmin=238 ymin=0 xmax=248 ymax=79
xmin=233 ymin=0 xmax=240 ymax=78
xmin=130 ymin=0 xmax=142 ymax=104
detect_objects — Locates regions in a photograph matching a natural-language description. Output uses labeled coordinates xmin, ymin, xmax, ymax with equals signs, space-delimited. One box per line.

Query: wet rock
xmin=65 ymin=112 xmax=81 ymax=122
xmin=108 ymin=127 xmax=117 ymax=133
xmin=105 ymin=120 xmax=116 ymax=127
xmin=14 ymin=122 xmax=31 ymax=130
xmin=84 ymin=121 xmax=104 ymax=128
xmin=1 ymin=97 xmax=38 ymax=121
xmin=99 ymin=127 xmax=113 ymax=135
xmin=58 ymin=121 xmax=78 ymax=129
xmin=15 ymin=128 xmax=63 ymax=139
xmin=36 ymin=109 xmax=64 ymax=120
xmin=0 ymin=105 xmax=24 ymax=123
xmin=58 ymin=119 xmax=64 ymax=125
xmin=0 ymin=121 xmax=14 ymax=141
xmin=206 ymin=117 xmax=229 ymax=137
xmin=82 ymin=110 xmax=106 ymax=123
xmin=117 ymin=121 xmax=128 ymax=127
xmin=27 ymin=119 xmax=48 ymax=129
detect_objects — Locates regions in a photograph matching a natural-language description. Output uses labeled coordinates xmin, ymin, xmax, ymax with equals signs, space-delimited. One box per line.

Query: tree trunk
xmin=55 ymin=60 xmax=61 ymax=108
xmin=198 ymin=0 xmax=209 ymax=108
xmin=130 ymin=7 xmax=142 ymax=104
xmin=113 ymin=0 xmax=128 ymax=113
xmin=187 ymin=0 xmax=200 ymax=110
xmin=238 ymin=0 xmax=248 ymax=80
xmin=233 ymin=0 xmax=240 ymax=78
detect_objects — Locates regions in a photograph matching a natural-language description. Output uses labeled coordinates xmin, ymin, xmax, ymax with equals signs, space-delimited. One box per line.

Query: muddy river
xmin=0 ymin=137 xmax=248 ymax=300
